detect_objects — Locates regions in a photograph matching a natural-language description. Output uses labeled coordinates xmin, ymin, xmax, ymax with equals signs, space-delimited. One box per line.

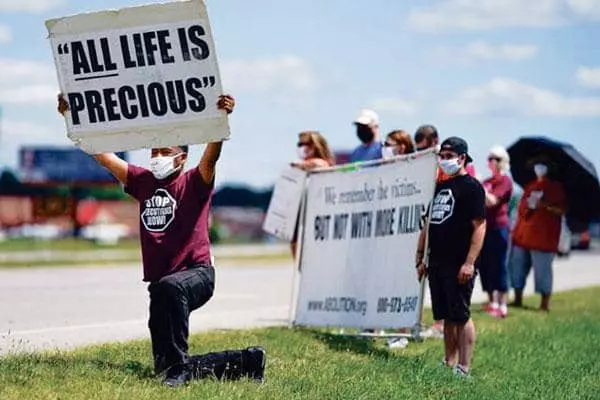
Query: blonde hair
xmin=489 ymin=145 xmax=510 ymax=172
xmin=386 ymin=130 xmax=415 ymax=154
xmin=299 ymin=131 xmax=335 ymax=166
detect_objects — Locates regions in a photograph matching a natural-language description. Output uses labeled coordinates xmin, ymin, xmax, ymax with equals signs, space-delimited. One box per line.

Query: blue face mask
xmin=439 ymin=158 xmax=461 ymax=176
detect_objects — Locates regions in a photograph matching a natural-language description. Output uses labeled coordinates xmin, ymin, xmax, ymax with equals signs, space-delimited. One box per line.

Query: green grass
xmin=0 ymin=238 xmax=276 ymax=253
xmin=0 ymin=238 xmax=140 ymax=252
xmin=2 ymin=288 xmax=599 ymax=400
xmin=0 ymin=238 xmax=292 ymax=268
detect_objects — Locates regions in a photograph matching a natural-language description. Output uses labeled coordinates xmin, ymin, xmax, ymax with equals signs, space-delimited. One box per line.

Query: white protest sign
xmin=263 ymin=167 xmax=307 ymax=242
xmin=293 ymin=153 xmax=437 ymax=330
xmin=46 ymin=0 xmax=228 ymax=154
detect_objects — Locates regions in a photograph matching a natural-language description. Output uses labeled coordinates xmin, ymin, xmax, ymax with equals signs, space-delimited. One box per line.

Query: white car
xmin=81 ymin=223 xmax=130 ymax=246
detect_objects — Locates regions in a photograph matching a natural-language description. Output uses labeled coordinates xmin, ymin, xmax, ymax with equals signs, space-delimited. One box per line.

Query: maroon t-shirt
xmin=483 ymin=174 xmax=513 ymax=229
xmin=124 ymin=165 xmax=213 ymax=282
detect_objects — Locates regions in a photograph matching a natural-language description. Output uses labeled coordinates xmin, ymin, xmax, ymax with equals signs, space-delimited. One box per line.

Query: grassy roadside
xmin=0 ymin=252 xmax=292 ymax=269
xmin=1 ymin=287 xmax=599 ymax=399
xmin=0 ymin=238 xmax=277 ymax=252
xmin=0 ymin=238 xmax=141 ymax=252
xmin=0 ymin=238 xmax=292 ymax=268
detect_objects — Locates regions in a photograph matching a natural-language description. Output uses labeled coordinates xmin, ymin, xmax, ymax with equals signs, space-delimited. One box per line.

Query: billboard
xmin=19 ymin=147 xmax=127 ymax=184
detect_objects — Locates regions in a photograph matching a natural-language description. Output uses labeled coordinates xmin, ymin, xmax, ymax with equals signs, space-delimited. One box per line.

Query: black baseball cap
xmin=440 ymin=137 xmax=473 ymax=162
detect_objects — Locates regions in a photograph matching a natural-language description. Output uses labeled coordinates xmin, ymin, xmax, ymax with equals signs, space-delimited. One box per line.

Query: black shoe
xmin=243 ymin=346 xmax=266 ymax=384
xmin=162 ymin=364 xmax=191 ymax=388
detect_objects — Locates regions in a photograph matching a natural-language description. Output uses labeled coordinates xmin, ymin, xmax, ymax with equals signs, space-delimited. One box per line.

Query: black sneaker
xmin=243 ymin=346 xmax=266 ymax=384
xmin=162 ymin=364 xmax=191 ymax=388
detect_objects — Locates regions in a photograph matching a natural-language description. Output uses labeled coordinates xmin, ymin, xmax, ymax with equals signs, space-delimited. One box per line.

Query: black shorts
xmin=428 ymin=269 xmax=475 ymax=324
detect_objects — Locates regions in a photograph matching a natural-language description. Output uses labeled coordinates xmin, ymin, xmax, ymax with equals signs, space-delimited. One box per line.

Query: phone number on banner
xmin=376 ymin=296 xmax=418 ymax=314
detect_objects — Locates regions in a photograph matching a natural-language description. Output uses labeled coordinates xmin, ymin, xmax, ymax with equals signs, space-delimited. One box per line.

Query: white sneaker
xmin=453 ymin=364 xmax=471 ymax=378
xmin=421 ymin=327 xmax=444 ymax=339
xmin=387 ymin=337 xmax=409 ymax=349
xmin=420 ymin=328 xmax=434 ymax=338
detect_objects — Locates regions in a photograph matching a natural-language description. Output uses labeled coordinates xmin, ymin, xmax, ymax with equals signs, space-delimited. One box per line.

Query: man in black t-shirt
xmin=415 ymin=137 xmax=486 ymax=377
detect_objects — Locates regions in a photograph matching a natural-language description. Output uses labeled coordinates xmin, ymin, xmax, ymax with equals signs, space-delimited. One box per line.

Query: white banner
xmin=263 ymin=167 xmax=307 ymax=242
xmin=46 ymin=0 xmax=228 ymax=154
xmin=294 ymin=152 xmax=437 ymax=329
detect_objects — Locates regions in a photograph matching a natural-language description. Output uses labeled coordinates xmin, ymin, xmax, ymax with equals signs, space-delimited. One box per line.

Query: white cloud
xmin=445 ymin=78 xmax=600 ymax=117
xmin=221 ymin=55 xmax=317 ymax=93
xmin=0 ymin=85 xmax=58 ymax=104
xmin=437 ymin=42 xmax=538 ymax=63
xmin=567 ymin=0 xmax=600 ymax=19
xmin=0 ymin=25 xmax=11 ymax=44
xmin=576 ymin=67 xmax=600 ymax=88
xmin=0 ymin=59 xmax=55 ymax=85
xmin=0 ymin=0 xmax=67 ymax=13
xmin=408 ymin=0 xmax=565 ymax=32
xmin=407 ymin=0 xmax=600 ymax=33
xmin=2 ymin=120 xmax=57 ymax=139
xmin=371 ymin=98 xmax=419 ymax=116
xmin=0 ymin=59 xmax=57 ymax=105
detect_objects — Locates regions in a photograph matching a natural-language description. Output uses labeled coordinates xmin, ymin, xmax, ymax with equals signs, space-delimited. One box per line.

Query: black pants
xmin=148 ymin=265 xmax=215 ymax=375
xmin=477 ymin=227 xmax=510 ymax=292
xmin=428 ymin=268 xmax=475 ymax=325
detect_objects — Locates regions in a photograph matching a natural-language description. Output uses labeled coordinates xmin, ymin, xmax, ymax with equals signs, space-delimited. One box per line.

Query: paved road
xmin=1 ymin=249 xmax=599 ymax=355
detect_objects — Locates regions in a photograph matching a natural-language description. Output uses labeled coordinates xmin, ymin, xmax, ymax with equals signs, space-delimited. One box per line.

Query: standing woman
xmin=290 ymin=131 xmax=335 ymax=258
xmin=477 ymin=146 xmax=513 ymax=318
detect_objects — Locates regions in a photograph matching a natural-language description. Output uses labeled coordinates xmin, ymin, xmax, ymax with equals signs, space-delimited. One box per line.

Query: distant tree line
xmin=211 ymin=185 xmax=274 ymax=211
xmin=0 ymin=169 xmax=274 ymax=209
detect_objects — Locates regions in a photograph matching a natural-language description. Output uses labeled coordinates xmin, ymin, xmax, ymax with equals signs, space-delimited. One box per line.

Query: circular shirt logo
xmin=141 ymin=188 xmax=177 ymax=232
xmin=430 ymin=188 xmax=455 ymax=225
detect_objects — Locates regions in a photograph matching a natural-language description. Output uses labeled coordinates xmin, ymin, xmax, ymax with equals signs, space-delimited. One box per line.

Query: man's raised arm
xmin=93 ymin=153 xmax=129 ymax=186
xmin=197 ymin=95 xmax=235 ymax=184
xmin=198 ymin=142 xmax=223 ymax=184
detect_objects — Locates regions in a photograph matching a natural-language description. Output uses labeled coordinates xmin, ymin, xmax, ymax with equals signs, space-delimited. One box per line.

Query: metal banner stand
xmin=288 ymin=181 xmax=309 ymax=328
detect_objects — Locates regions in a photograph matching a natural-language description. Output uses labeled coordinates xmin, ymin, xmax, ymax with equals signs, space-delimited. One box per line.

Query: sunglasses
xmin=488 ymin=157 xmax=501 ymax=162
xmin=297 ymin=142 xmax=311 ymax=147
xmin=384 ymin=141 xmax=397 ymax=147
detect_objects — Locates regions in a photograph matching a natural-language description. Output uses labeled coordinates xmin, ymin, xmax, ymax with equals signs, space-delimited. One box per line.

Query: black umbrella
xmin=507 ymin=136 xmax=600 ymax=231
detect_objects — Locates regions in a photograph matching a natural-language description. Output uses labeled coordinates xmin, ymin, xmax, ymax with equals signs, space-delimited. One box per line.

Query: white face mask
xmin=382 ymin=146 xmax=396 ymax=160
xmin=297 ymin=146 xmax=308 ymax=160
xmin=439 ymin=158 xmax=461 ymax=176
xmin=534 ymin=163 xmax=548 ymax=178
xmin=150 ymin=154 xmax=182 ymax=180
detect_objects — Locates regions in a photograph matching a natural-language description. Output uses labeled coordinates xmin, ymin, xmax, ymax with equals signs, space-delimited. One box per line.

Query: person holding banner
xmin=413 ymin=125 xmax=478 ymax=337
xmin=57 ymin=94 xmax=266 ymax=388
xmin=350 ymin=109 xmax=383 ymax=163
xmin=414 ymin=124 xmax=440 ymax=152
xmin=290 ymin=131 xmax=335 ymax=258
xmin=292 ymin=130 xmax=335 ymax=171
xmin=416 ymin=137 xmax=486 ymax=377
xmin=381 ymin=130 xmax=415 ymax=160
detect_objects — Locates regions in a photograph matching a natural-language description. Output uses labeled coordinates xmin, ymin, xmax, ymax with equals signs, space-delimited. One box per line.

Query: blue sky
xmin=1 ymin=0 xmax=600 ymax=188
